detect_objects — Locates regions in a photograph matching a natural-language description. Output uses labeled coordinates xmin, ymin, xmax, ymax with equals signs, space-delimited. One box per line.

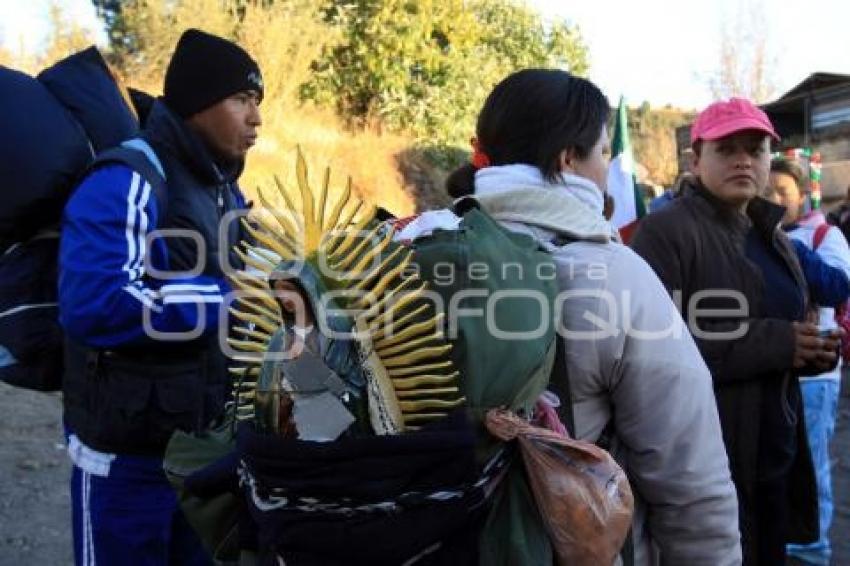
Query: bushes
xmin=96 ymin=0 xmax=589 ymax=149
xmin=303 ymin=0 xmax=589 ymax=148
xmin=86 ymin=0 xmax=590 ymax=209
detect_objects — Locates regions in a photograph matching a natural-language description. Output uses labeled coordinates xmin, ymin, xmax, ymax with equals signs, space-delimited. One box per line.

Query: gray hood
xmin=473 ymin=164 xmax=619 ymax=243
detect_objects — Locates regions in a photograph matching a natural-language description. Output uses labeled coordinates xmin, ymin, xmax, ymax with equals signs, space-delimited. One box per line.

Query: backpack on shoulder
xmin=0 ymin=47 xmax=156 ymax=391
xmin=0 ymin=142 xmax=165 ymax=392
xmin=163 ymin=155 xmax=632 ymax=565
xmin=390 ymin=199 xmax=634 ymax=564
xmin=408 ymin=198 xmax=560 ymax=419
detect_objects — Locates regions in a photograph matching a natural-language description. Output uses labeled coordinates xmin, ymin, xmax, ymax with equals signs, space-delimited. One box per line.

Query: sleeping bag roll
xmin=38 ymin=46 xmax=139 ymax=152
xmin=0 ymin=66 xmax=92 ymax=246
xmin=1 ymin=46 xmax=140 ymax=247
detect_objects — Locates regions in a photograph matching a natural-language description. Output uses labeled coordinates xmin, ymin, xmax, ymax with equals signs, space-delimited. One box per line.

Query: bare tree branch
xmin=708 ymin=0 xmax=776 ymax=103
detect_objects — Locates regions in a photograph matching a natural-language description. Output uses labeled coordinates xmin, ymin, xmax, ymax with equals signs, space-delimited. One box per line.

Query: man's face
xmin=692 ymin=131 xmax=771 ymax=207
xmin=768 ymin=171 xmax=804 ymax=226
xmin=188 ymin=90 xmax=262 ymax=162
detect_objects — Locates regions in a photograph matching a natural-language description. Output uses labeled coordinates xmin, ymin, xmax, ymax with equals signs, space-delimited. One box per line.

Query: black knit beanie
xmin=163 ymin=29 xmax=263 ymax=119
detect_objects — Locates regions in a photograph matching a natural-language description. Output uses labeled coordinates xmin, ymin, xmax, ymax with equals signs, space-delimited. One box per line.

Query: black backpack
xmin=0 ymin=141 xmax=166 ymax=391
xmin=0 ymin=46 xmax=157 ymax=391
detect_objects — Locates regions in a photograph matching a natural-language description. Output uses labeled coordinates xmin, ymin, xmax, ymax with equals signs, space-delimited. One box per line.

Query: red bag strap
xmin=813 ymin=223 xmax=831 ymax=251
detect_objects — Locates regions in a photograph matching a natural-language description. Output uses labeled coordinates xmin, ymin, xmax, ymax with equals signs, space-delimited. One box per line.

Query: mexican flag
xmin=607 ymin=96 xmax=645 ymax=243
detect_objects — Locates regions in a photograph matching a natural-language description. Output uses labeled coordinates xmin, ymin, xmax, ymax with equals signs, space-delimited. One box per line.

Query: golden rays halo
xmin=227 ymin=148 xmax=464 ymax=434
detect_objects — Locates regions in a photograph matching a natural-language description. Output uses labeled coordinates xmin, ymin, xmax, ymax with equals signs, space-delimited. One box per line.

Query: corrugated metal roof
xmin=767 ymin=73 xmax=850 ymax=105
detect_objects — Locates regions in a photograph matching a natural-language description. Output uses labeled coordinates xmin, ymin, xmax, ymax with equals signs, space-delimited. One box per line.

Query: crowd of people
xmin=52 ymin=28 xmax=849 ymax=566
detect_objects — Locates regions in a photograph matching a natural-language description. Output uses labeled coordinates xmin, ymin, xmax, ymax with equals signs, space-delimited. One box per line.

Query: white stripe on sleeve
xmin=162 ymin=293 xmax=224 ymax=305
xmin=130 ymin=180 xmax=153 ymax=280
xmin=120 ymin=173 xmax=142 ymax=279
xmin=159 ymin=283 xmax=221 ymax=295
xmin=123 ymin=285 xmax=164 ymax=313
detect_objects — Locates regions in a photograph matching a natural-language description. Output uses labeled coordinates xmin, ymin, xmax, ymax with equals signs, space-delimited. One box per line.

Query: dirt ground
xmin=1 ymin=373 xmax=849 ymax=566
xmin=0 ymin=386 xmax=71 ymax=565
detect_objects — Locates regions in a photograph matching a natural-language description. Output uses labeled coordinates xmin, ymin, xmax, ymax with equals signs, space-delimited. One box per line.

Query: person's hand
xmin=817 ymin=327 xmax=844 ymax=366
xmin=792 ymin=322 xmax=841 ymax=370
xmin=805 ymin=308 xmax=819 ymax=325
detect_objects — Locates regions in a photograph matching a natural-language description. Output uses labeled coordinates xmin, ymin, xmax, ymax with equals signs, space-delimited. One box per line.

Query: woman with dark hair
xmin=767 ymin=157 xmax=850 ymax=564
xmin=451 ymin=69 xmax=741 ymax=564
xmin=632 ymin=98 xmax=837 ymax=564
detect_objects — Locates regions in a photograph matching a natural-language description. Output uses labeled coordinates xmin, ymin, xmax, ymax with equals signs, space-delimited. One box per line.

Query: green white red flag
xmin=606 ymin=96 xmax=645 ymax=243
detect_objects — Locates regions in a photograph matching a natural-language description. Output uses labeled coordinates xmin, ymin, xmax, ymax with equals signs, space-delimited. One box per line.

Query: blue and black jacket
xmin=61 ymin=100 xmax=250 ymax=454
xmin=59 ymin=107 xmax=245 ymax=346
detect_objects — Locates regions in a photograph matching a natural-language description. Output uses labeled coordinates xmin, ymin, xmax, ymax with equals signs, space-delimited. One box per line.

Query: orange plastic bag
xmin=485 ymin=409 xmax=634 ymax=566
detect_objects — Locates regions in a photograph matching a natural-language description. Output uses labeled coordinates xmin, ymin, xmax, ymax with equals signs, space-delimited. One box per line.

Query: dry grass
xmin=242 ymin=105 xmax=416 ymax=218
xmin=114 ymin=0 xmax=420 ymax=217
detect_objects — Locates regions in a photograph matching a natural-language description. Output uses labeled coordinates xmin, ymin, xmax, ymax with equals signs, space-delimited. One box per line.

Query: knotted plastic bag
xmin=485 ymin=409 xmax=634 ymax=566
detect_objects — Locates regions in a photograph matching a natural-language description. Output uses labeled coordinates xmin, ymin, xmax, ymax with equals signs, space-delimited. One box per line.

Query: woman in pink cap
xmin=632 ymin=98 xmax=837 ymax=565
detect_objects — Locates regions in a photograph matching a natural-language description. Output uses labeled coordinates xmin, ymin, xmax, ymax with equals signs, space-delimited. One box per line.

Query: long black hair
xmin=447 ymin=69 xmax=609 ymax=198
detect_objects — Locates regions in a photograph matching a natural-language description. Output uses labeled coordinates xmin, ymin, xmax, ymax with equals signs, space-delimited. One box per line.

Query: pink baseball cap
xmin=690 ymin=97 xmax=780 ymax=144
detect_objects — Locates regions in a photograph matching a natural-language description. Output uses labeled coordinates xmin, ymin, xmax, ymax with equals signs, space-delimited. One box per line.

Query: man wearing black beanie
xmin=59 ymin=28 xmax=262 ymax=565
xmin=164 ymin=28 xmax=264 ymax=161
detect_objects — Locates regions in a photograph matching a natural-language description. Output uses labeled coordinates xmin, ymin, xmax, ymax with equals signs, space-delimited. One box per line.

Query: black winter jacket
xmin=631 ymin=181 xmax=819 ymax=564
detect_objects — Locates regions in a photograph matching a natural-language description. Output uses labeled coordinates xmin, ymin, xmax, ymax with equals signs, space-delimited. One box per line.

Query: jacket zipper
xmin=217 ymin=184 xmax=225 ymax=218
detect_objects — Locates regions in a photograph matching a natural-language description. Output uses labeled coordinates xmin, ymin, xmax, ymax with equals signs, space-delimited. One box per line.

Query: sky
xmin=0 ymin=0 xmax=104 ymax=51
xmin=2 ymin=0 xmax=850 ymax=110
xmin=530 ymin=0 xmax=850 ymax=109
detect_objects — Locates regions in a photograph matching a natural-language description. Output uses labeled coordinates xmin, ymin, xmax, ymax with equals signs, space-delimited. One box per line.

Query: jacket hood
xmin=143 ymin=99 xmax=243 ymax=185
xmin=472 ymin=164 xmax=619 ymax=243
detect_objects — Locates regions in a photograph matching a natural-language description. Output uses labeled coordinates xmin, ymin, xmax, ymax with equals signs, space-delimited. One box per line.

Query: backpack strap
xmin=120 ymin=138 xmax=165 ymax=179
xmin=546 ymin=235 xmax=633 ymax=565
xmin=546 ymin=233 xmax=577 ymax=437
xmin=547 ymin=325 xmax=634 ymax=563
xmin=813 ymin=223 xmax=831 ymax=251
xmin=548 ymin=335 xmax=575 ymax=435
xmin=91 ymin=138 xmax=168 ymax=217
